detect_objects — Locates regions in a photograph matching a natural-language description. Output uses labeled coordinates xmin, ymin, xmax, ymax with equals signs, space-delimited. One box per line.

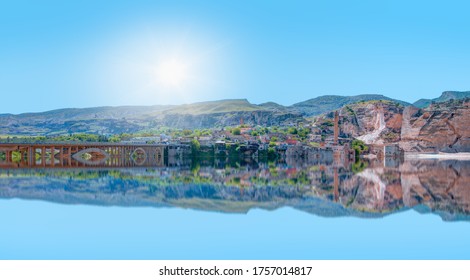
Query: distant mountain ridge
xmin=413 ymin=91 xmax=470 ymax=108
xmin=1 ymin=91 xmax=469 ymax=136
xmin=162 ymin=99 xmax=262 ymax=115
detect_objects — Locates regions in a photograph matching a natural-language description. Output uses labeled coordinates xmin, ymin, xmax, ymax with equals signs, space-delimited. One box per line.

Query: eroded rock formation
xmin=329 ymin=98 xmax=470 ymax=153
xmin=400 ymin=100 xmax=470 ymax=152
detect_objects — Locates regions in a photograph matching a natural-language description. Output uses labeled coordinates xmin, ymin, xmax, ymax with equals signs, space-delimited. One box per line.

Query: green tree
xmin=232 ymin=127 xmax=241 ymax=135
xmin=108 ymin=135 xmax=122 ymax=142
xmin=288 ymin=127 xmax=298 ymax=135
xmin=267 ymin=147 xmax=277 ymax=160
xmin=191 ymin=139 xmax=201 ymax=155
xmin=351 ymin=139 xmax=368 ymax=158
xmin=298 ymin=128 xmax=310 ymax=140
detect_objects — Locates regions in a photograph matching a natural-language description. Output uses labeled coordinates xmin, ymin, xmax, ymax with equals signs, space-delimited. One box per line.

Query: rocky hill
xmin=290 ymin=94 xmax=410 ymax=116
xmin=0 ymin=95 xmax=414 ymax=136
xmin=339 ymin=100 xmax=404 ymax=145
xmin=0 ymin=99 xmax=304 ymax=135
xmin=313 ymin=97 xmax=470 ymax=152
xmin=401 ymin=98 xmax=470 ymax=152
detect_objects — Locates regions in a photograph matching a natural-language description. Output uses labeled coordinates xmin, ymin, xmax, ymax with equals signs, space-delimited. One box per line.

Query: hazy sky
xmin=1 ymin=0 xmax=469 ymax=114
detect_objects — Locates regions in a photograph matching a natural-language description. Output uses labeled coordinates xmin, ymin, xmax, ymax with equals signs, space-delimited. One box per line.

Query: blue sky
xmin=1 ymin=0 xmax=469 ymax=113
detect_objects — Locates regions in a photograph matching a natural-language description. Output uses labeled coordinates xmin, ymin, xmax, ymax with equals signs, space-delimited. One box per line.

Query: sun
xmin=155 ymin=58 xmax=189 ymax=88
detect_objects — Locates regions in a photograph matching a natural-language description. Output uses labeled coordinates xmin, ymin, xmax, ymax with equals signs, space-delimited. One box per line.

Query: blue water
xmin=1 ymin=199 xmax=469 ymax=259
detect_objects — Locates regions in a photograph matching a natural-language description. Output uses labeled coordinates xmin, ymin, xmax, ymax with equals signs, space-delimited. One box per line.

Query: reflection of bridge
xmin=0 ymin=143 xmax=176 ymax=168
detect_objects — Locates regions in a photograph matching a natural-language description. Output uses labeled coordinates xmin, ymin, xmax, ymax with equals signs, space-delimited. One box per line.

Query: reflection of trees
xmin=1 ymin=158 xmax=470 ymax=221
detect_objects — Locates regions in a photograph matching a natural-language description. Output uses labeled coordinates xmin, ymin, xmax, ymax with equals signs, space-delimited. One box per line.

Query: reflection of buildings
xmin=367 ymin=143 xmax=404 ymax=168
xmin=285 ymin=145 xmax=353 ymax=168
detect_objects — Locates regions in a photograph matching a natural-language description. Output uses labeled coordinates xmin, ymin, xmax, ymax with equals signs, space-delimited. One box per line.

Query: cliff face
xmin=312 ymin=100 xmax=404 ymax=145
xmin=320 ymin=98 xmax=470 ymax=153
xmin=340 ymin=101 xmax=403 ymax=145
xmin=400 ymin=100 xmax=470 ymax=152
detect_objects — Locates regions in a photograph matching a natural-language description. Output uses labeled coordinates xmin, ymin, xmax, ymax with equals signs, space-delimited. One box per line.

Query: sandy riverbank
xmin=405 ymin=152 xmax=470 ymax=160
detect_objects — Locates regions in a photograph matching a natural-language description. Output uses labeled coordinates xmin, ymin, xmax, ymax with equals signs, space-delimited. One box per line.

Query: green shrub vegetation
xmin=351 ymin=139 xmax=368 ymax=158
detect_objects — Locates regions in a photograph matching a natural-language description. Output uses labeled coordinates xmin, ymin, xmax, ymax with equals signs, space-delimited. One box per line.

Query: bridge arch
xmin=72 ymin=148 xmax=110 ymax=165
xmin=131 ymin=147 xmax=147 ymax=165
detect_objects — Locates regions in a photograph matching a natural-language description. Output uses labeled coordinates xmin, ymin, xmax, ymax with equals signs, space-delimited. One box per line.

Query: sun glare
xmin=156 ymin=59 xmax=189 ymax=88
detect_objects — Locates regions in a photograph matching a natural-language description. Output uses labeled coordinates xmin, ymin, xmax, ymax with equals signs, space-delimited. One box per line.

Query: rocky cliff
xmin=340 ymin=100 xmax=404 ymax=144
xmin=312 ymin=100 xmax=404 ymax=146
xmin=315 ymin=98 xmax=470 ymax=153
xmin=400 ymin=99 xmax=470 ymax=152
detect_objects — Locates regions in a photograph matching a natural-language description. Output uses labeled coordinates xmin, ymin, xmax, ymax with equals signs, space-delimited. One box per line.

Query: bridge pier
xmin=59 ymin=147 xmax=64 ymax=166
xmin=51 ymin=146 xmax=55 ymax=166
xmin=40 ymin=147 xmax=45 ymax=166
xmin=6 ymin=150 xmax=12 ymax=162
xmin=28 ymin=146 xmax=34 ymax=166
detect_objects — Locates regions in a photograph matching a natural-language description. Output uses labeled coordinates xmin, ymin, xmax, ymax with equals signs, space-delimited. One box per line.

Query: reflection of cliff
xmin=1 ymin=159 xmax=470 ymax=221
xmin=336 ymin=167 xmax=403 ymax=213
xmin=335 ymin=160 xmax=470 ymax=221
xmin=400 ymin=160 xmax=470 ymax=219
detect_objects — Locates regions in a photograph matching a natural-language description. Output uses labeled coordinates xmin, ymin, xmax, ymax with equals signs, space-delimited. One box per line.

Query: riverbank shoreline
xmin=405 ymin=152 xmax=470 ymax=160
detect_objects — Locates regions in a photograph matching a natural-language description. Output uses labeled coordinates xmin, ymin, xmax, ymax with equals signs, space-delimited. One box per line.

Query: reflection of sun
xmin=155 ymin=58 xmax=189 ymax=88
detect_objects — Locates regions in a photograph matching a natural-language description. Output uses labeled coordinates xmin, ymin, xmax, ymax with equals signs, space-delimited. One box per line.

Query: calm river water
xmin=1 ymin=157 xmax=470 ymax=259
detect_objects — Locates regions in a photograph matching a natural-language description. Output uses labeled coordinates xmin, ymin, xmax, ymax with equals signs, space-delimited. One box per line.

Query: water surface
xmin=1 ymin=157 xmax=470 ymax=259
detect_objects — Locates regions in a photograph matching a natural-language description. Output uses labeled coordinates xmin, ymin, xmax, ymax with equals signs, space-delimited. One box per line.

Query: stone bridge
xmin=0 ymin=143 xmax=178 ymax=168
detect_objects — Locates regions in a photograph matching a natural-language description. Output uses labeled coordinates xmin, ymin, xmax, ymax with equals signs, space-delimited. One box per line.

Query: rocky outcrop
xmin=400 ymin=99 xmax=470 ymax=152
xmin=314 ymin=100 xmax=404 ymax=145
xmin=315 ymin=98 xmax=470 ymax=153
xmin=345 ymin=101 xmax=403 ymax=144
